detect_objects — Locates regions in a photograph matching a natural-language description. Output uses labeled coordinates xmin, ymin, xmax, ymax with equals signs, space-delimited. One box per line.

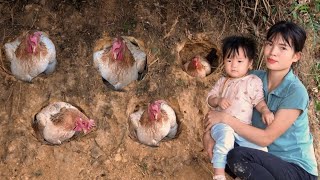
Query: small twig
xmin=0 ymin=20 xmax=15 ymax=78
xmin=298 ymin=72 xmax=320 ymax=76
xmin=0 ymin=59 xmax=11 ymax=75
xmin=198 ymin=157 xmax=214 ymax=176
xmin=30 ymin=11 xmax=39 ymax=28
xmin=217 ymin=8 xmax=227 ymax=39
xmin=180 ymin=1 xmax=200 ymax=18
xmin=253 ymin=0 xmax=259 ymax=19
xmin=17 ymin=82 xmax=21 ymax=113
xmin=4 ymin=82 xmax=15 ymax=117
xmin=262 ymin=0 xmax=271 ymax=17
xmin=4 ymin=83 xmax=13 ymax=107
xmin=0 ymin=49 xmax=15 ymax=79
xmin=0 ymin=47 xmax=15 ymax=80
xmin=148 ymin=57 xmax=159 ymax=68
xmin=10 ymin=1 xmax=18 ymax=27
xmin=134 ymin=164 xmax=146 ymax=176
xmin=257 ymin=46 xmax=265 ymax=70
xmin=163 ymin=16 xmax=179 ymax=39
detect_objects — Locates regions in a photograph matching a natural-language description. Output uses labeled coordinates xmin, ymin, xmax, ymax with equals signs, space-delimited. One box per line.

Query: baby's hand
xmin=218 ymin=98 xmax=231 ymax=110
xmin=262 ymin=111 xmax=274 ymax=125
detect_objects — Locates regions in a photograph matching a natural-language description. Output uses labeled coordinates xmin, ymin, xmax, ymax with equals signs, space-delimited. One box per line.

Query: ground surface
xmin=0 ymin=1 xmax=318 ymax=180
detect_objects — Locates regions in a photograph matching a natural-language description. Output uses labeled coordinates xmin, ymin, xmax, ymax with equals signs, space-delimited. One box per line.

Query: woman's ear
xmin=293 ymin=52 xmax=302 ymax=62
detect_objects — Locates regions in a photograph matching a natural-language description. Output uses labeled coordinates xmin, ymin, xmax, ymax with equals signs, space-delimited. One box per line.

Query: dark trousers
xmin=226 ymin=146 xmax=318 ymax=180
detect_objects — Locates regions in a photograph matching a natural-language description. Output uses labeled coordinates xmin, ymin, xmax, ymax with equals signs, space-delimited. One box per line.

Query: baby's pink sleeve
xmin=248 ymin=75 xmax=265 ymax=106
xmin=206 ymin=77 xmax=225 ymax=107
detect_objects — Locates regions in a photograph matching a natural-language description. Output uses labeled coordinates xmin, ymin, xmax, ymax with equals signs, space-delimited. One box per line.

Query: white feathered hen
xmin=129 ymin=100 xmax=178 ymax=147
xmin=4 ymin=31 xmax=56 ymax=82
xmin=32 ymin=102 xmax=95 ymax=145
xmin=93 ymin=35 xmax=147 ymax=90
xmin=184 ymin=55 xmax=211 ymax=77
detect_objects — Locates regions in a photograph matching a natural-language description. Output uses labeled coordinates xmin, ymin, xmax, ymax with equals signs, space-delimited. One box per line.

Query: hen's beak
xmin=113 ymin=52 xmax=117 ymax=59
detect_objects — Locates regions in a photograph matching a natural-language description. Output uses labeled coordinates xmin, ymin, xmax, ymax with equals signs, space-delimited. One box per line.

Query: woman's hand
xmin=203 ymin=131 xmax=214 ymax=160
xmin=204 ymin=110 xmax=228 ymax=131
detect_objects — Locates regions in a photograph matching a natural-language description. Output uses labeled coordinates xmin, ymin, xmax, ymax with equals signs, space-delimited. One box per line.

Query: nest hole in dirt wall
xmin=97 ymin=35 xmax=148 ymax=91
xmin=127 ymin=99 xmax=183 ymax=147
xmin=179 ymin=41 xmax=221 ymax=78
xmin=31 ymin=102 xmax=93 ymax=145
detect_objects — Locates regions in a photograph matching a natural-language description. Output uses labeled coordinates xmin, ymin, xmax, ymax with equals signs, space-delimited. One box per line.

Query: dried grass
xmin=0 ymin=31 xmax=16 ymax=81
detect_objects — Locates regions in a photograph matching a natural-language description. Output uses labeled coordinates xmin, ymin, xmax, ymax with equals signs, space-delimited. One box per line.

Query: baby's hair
xmin=222 ymin=36 xmax=256 ymax=61
xmin=266 ymin=21 xmax=306 ymax=52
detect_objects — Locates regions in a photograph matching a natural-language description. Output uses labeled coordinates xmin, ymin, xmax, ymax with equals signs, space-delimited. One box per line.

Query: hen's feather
xmin=184 ymin=55 xmax=211 ymax=78
xmin=129 ymin=101 xmax=178 ymax=147
xmin=93 ymin=35 xmax=147 ymax=90
xmin=4 ymin=31 xmax=56 ymax=82
xmin=33 ymin=102 xmax=93 ymax=145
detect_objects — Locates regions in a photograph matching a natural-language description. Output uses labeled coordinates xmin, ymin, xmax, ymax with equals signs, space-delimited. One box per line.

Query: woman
xmin=203 ymin=21 xmax=318 ymax=180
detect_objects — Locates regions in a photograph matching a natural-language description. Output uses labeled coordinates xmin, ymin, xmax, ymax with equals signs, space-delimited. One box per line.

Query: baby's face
xmin=224 ymin=47 xmax=252 ymax=78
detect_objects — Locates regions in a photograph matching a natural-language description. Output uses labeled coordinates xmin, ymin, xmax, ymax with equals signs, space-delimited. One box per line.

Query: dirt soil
xmin=0 ymin=0 xmax=318 ymax=180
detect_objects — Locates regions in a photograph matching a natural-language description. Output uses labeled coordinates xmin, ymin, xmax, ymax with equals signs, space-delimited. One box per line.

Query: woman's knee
xmin=227 ymin=147 xmax=247 ymax=164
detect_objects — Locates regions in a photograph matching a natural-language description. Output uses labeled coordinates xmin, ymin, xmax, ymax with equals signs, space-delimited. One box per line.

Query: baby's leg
xmin=211 ymin=123 xmax=235 ymax=177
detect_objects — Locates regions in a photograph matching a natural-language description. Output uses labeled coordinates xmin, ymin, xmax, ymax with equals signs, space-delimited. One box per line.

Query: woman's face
xmin=224 ymin=47 xmax=252 ymax=78
xmin=263 ymin=34 xmax=301 ymax=71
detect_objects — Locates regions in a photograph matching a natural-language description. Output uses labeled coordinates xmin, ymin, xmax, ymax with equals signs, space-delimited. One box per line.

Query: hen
xmin=129 ymin=100 xmax=178 ymax=147
xmin=93 ymin=35 xmax=147 ymax=90
xmin=32 ymin=102 xmax=95 ymax=145
xmin=184 ymin=55 xmax=211 ymax=77
xmin=4 ymin=31 xmax=57 ymax=82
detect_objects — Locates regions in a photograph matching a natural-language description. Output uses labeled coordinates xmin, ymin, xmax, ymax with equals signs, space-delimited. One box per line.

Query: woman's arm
xmin=204 ymin=108 xmax=301 ymax=146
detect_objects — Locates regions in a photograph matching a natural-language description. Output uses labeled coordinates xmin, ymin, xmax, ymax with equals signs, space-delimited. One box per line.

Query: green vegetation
xmin=290 ymin=0 xmax=320 ymax=46
xmin=311 ymin=62 xmax=320 ymax=112
xmin=122 ymin=17 xmax=137 ymax=33
xmin=289 ymin=1 xmax=320 ymax=114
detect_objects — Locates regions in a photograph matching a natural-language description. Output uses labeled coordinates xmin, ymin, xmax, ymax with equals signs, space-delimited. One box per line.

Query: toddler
xmin=204 ymin=36 xmax=274 ymax=180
